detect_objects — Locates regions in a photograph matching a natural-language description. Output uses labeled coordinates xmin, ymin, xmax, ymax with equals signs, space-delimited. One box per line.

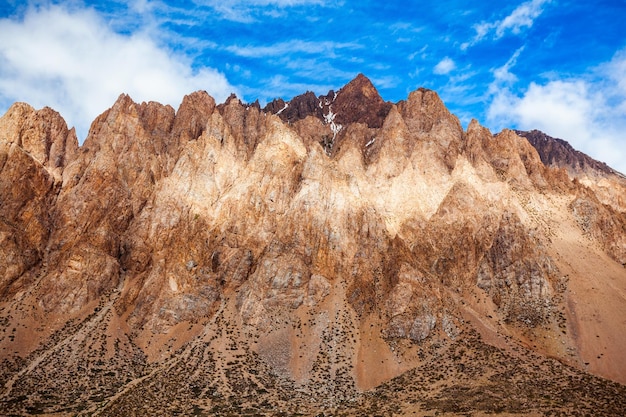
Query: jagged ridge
xmin=1 ymin=75 xmax=626 ymax=415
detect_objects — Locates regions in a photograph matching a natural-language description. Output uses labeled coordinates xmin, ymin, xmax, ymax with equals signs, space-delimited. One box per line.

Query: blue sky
xmin=1 ymin=0 xmax=625 ymax=173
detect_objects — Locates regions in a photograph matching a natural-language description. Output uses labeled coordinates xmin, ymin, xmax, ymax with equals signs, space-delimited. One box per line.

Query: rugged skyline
xmin=1 ymin=74 xmax=625 ymax=415
xmin=1 ymin=0 xmax=626 ymax=174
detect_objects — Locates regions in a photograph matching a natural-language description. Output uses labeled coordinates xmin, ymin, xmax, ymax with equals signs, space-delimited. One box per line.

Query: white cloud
xmin=433 ymin=57 xmax=456 ymax=75
xmin=408 ymin=45 xmax=428 ymax=61
xmin=193 ymin=0 xmax=328 ymax=22
xmin=199 ymin=0 xmax=325 ymax=5
xmin=226 ymin=39 xmax=361 ymax=58
xmin=239 ymin=0 xmax=325 ymax=4
xmin=489 ymin=46 xmax=524 ymax=87
xmin=600 ymin=48 xmax=626 ymax=113
xmin=244 ymin=74 xmax=333 ymax=105
xmin=490 ymin=80 xmax=595 ymax=138
xmin=496 ymin=0 xmax=550 ymax=37
xmin=0 ymin=4 xmax=235 ymax=141
xmin=487 ymin=49 xmax=626 ymax=175
xmin=461 ymin=0 xmax=551 ymax=50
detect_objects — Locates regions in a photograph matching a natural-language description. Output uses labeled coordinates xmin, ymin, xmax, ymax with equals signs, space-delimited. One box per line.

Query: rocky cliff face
xmin=1 ymin=75 xmax=626 ymax=415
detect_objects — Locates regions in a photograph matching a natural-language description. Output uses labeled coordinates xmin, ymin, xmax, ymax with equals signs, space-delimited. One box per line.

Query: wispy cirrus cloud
xmin=0 ymin=3 xmax=235 ymax=141
xmin=241 ymin=74 xmax=334 ymax=104
xmin=192 ymin=0 xmax=331 ymax=22
xmin=197 ymin=0 xmax=327 ymax=7
xmin=489 ymin=46 xmax=525 ymax=88
xmin=225 ymin=39 xmax=362 ymax=58
xmin=224 ymin=39 xmax=364 ymax=98
xmin=461 ymin=0 xmax=552 ymax=50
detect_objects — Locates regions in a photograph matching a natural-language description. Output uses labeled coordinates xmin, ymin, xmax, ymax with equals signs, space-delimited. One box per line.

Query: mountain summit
xmin=264 ymin=73 xmax=391 ymax=129
xmin=1 ymin=75 xmax=626 ymax=415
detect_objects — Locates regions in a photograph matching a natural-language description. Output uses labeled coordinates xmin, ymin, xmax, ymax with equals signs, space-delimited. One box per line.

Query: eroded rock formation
xmin=1 ymin=75 xmax=626 ymax=415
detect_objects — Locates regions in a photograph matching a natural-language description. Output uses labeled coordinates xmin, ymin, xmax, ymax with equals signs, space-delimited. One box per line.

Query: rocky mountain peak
xmin=344 ymin=73 xmax=379 ymax=98
xmin=263 ymin=74 xmax=392 ymax=129
xmin=173 ymin=90 xmax=216 ymax=143
xmin=331 ymin=73 xmax=392 ymax=128
xmin=0 ymin=102 xmax=78 ymax=181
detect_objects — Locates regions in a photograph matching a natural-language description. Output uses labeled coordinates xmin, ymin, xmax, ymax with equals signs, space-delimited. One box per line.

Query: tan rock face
xmin=0 ymin=103 xmax=78 ymax=180
xmin=1 ymin=75 xmax=625 ymax=414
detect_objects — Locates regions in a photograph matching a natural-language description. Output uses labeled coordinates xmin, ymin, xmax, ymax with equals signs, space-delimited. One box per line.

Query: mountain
xmin=516 ymin=128 xmax=626 ymax=214
xmin=515 ymin=129 xmax=620 ymax=177
xmin=1 ymin=75 xmax=626 ymax=416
